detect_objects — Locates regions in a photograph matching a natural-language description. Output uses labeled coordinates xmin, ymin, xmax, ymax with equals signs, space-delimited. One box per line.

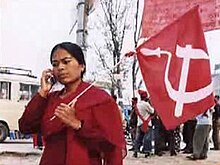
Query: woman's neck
xmin=64 ymin=79 xmax=82 ymax=94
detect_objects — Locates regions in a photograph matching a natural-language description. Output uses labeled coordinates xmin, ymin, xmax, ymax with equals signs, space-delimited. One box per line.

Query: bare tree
xmin=87 ymin=0 xmax=143 ymax=101
xmin=93 ymin=0 xmax=132 ymax=98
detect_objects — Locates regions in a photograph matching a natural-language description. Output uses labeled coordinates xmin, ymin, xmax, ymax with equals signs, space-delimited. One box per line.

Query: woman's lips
xmin=58 ymin=74 xmax=68 ymax=79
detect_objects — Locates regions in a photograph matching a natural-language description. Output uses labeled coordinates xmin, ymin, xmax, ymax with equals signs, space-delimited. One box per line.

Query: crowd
xmin=118 ymin=92 xmax=220 ymax=161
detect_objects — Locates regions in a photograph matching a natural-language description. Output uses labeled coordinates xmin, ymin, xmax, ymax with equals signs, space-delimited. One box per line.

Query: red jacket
xmin=19 ymin=82 xmax=126 ymax=165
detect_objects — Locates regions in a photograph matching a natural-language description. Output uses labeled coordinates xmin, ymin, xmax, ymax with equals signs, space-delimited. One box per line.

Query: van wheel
xmin=0 ymin=123 xmax=9 ymax=142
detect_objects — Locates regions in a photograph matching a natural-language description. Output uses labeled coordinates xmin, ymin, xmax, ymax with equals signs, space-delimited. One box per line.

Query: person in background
xmin=181 ymin=118 xmax=197 ymax=154
xmin=167 ymin=126 xmax=181 ymax=156
xmin=186 ymin=109 xmax=212 ymax=160
xmin=211 ymin=95 xmax=220 ymax=150
xmin=133 ymin=90 xmax=154 ymax=158
xmin=19 ymin=42 xmax=126 ymax=165
xmin=112 ymin=94 xmax=127 ymax=131
xmin=32 ymin=132 xmax=44 ymax=150
xmin=128 ymin=97 xmax=138 ymax=151
xmin=152 ymin=115 xmax=165 ymax=156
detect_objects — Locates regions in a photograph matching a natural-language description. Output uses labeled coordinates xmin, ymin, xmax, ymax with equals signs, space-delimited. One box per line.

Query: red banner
xmin=137 ymin=6 xmax=214 ymax=130
xmin=141 ymin=0 xmax=220 ymax=38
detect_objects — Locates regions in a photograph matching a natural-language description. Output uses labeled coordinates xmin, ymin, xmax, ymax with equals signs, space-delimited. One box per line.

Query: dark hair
xmin=50 ymin=42 xmax=86 ymax=77
xmin=132 ymin=97 xmax=138 ymax=102
xmin=112 ymin=95 xmax=117 ymax=101
xmin=141 ymin=96 xmax=149 ymax=102
xmin=215 ymin=95 xmax=220 ymax=100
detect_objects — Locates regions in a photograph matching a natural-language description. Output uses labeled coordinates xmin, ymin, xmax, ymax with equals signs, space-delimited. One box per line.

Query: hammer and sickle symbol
xmin=140 ymin=45 xmax=213 ymax=117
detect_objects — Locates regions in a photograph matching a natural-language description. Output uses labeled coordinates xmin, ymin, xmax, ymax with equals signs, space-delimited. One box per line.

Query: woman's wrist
xmin=38 ymin=89 xmax=48 ymax=98
xmin=71 ymin=120 xmax=82 ymax=130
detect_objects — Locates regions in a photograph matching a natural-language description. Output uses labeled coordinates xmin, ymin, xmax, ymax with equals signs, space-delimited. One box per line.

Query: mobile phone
xmin=48 ymin=75 xmax=57 ymax=85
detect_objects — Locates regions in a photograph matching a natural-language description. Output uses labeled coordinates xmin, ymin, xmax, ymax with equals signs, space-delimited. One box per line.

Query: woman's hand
xmin=38 ymin=69 xmax=54 ymax=97
xmin=54 ymin=103 xmax=81 ymax=130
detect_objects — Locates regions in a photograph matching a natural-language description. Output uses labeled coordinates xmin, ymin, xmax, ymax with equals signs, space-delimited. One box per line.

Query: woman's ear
xmin=80 ymin=64 xmax=86 ymax=74
xmin=81 ymin=64 xmax=85 ymax=72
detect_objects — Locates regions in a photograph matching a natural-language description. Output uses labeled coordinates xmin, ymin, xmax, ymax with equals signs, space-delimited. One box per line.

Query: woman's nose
xmin=57 ymin=63 xmax=65 ymax=70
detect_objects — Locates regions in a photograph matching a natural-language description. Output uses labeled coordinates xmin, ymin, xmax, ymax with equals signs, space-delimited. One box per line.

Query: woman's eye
xmin=52 ymin=63 xmax=58 ymax=67
xmin=63 ymin=60 xmax=71 ymax=64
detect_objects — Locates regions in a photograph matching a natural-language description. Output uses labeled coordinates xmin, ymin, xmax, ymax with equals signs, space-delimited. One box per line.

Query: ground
xmin=0 ymin=139 xmax=220 ymax=165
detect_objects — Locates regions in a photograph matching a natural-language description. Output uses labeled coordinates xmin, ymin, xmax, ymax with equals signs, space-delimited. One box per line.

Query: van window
xmin=19 ymin=83 xmax=39 ymax=100
xmin=0 ymin=81 xmax=11 ymax=99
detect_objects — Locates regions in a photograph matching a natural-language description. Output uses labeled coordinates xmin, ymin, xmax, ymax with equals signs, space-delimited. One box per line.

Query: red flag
xmin=141 ymin=0 xmax=220 ymax=38
xmin=136 ymin=6 xmax=214 ymax=130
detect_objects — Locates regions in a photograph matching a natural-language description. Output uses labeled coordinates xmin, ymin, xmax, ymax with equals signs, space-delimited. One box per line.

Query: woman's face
xmin=51 ymin=48 xmax=85 ymax=85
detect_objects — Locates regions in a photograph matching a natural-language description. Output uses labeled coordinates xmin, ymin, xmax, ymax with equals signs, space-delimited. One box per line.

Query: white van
xmin=0 ymin=66 xmax=39 ymax=142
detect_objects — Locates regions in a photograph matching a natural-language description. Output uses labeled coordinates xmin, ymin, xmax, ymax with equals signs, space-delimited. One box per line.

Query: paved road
xmin=0 ymin=139 xmax=220 ymax=165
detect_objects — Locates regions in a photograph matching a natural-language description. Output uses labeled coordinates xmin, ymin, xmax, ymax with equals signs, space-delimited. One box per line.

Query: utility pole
xmin=76 ymin=0 xmax=89 ymax=57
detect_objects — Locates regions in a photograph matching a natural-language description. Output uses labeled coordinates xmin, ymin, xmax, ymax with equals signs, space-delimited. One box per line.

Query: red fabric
xmin=136 ymin=6 xmax=214 ymax=130
xmin=124 ymin=51 xmax=136 ymax=57
xmin=134 ymin=105 xmax=152 ymax=133
xmin=140 ymin=115 xmax=154 ymax=133
xmin=19 ymin=82 xmax=126 ymax=165
xmin=141 ymin=1 xmax=219 ymax=38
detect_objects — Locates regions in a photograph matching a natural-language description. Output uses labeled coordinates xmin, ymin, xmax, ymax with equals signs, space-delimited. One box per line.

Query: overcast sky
xmin=0 ymin=0 xmax=77 ymax=77
xmin=1 ymin=0 xmax=220 ymax=79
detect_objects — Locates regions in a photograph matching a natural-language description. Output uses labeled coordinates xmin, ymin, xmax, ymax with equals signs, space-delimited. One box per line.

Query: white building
xmin=212 ymin=64 xmax=220 ymax=96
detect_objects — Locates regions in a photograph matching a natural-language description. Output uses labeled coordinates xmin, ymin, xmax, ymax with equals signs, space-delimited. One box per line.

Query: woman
xmin=19 ymin=42 xmax=126 ymax=165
